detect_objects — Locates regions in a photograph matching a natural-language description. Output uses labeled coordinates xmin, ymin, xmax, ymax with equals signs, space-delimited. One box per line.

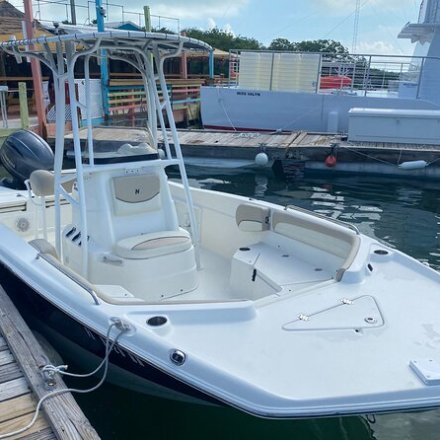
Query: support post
xmin=180 ymin=31 xmax=189 ymax=124
xmin=96 ymin=0 xmax=109 ymax=118
xmin=70 ymin=0 xmax=77 ymax=25
xmin=209 ymin=49 xmax=214 ymax=79
xmin=18 ymin=82 xmax=30 ymax=129
xmin=23 ymin=0 xmax=46 ymax=135
xmin=143 ymin=6 xmax=157 ymax=139
xmin=143 ymin=5 xmax=151 ymax=31
xmin=180 ymin=35 xmax=188 ymax=79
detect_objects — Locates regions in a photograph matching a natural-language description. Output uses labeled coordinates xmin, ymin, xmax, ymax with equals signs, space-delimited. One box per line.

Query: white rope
xmin=0 ymin=322 xmax=128 ymax=439
xmin=340 ymin=144 xmax=438 ymax=169
xmin=216 ymin=86 xmax=238 ymax=131
xmin=427 ymin=156 xmax=440 ymax=166
xmin=337 ymin=144 xmax=398 ymax=166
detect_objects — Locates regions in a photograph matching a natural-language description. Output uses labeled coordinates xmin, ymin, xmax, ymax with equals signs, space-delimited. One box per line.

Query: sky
xmin=12 ymin=0 xmax=424 ymax=55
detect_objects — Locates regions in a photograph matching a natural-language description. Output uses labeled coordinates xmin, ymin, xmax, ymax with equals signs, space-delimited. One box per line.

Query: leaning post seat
xmin=230 ymin=202 xmax=362 ymax=300
xmin=115 ymin=229 xmax=192 ymax=259
xmin=62 ymin=163 xmax=198 ymax=300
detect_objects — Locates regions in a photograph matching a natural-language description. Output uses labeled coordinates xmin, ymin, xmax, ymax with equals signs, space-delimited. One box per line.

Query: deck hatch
xmin=410 ymin=359 xmax=440 ymax=385
xmin=282 ymin=295 xmax=383 ymax=331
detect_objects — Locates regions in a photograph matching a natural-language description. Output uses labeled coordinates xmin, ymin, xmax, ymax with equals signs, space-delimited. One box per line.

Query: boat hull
xmin=0 ymin=262 xmax=220 ymax=406
xmin=2 ymin=183 xmax=440 ymax=419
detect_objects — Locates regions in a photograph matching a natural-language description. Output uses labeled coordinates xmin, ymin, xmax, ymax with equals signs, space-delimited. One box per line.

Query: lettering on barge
xmin=236 ymin=91 xmax=261 ymax=97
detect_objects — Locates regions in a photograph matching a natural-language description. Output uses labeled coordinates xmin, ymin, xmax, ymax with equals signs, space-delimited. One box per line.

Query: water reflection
xmin=72 ymin=378 xmax=377 ymax=440
xmin=254 ymin=174 xmax=268 ymax=198
xmin=373 ymin=409 xmax=440 ymax=440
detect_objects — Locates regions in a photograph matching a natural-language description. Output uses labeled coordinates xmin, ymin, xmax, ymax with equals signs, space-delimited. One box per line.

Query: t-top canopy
xmin=0 ymin=30 xmax=212 ymax=53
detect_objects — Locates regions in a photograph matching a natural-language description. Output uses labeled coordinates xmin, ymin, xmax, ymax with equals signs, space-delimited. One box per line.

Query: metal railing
xmin=27 ymin=0 xmax=180 ymax=31
xmin=0 ymin=86 xmax=8 ymax=129
xmin=107 ymin=77 xmax=205 ymax=121
xmin=227 ymin=49 xmax=440 ymax=100
xmin=0 ymin=83 xmax=31 ymax=130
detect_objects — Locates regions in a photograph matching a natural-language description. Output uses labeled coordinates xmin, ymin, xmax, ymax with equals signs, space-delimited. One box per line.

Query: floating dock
xmin=0 ymin=285 xmax=100 ymax=439
xmin=62 ymin=127 xmax=440 ymax=179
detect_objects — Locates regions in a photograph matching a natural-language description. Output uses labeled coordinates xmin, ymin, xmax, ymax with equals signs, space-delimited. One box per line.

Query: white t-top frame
xmin=1 ymin=31 xmax=211 ymax=276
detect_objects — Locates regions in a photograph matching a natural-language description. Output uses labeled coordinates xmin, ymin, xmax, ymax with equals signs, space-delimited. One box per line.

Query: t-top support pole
xmin=23 ymin=0 xmax=47 ymax=135
xmin=95 ymin=0 xmax=109 ymax=118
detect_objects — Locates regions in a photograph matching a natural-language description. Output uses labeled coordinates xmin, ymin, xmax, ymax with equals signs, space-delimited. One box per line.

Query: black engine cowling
xmin=0 ymin=130 xmax=54 ymax=190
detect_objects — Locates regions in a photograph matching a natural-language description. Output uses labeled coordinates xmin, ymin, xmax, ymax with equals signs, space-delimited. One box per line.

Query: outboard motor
xmin=0 ymin=130 xmax=54 ymax=190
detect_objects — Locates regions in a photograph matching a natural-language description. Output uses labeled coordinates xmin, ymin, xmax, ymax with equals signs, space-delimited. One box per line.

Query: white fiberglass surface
xmin=149 ymin=254 xmax=440 ymax=407
xmin=162 ymin=247 xmax=237 ymax=302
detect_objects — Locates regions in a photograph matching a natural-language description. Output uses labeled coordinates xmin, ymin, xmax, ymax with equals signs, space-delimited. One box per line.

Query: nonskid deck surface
xmin=161 ymin=244 xmax=334 ymax=303
xmin=28 ymin=230 xmax=333 ymax=303
xmin=163 ymin=247 xmax=235 ymax=302
xmin=28 ymin=232 xmax=237 ymax=302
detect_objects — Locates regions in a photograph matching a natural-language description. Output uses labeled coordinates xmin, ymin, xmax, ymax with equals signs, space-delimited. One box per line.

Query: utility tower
xmin=352 ymin=0 xmax=361 ymax=53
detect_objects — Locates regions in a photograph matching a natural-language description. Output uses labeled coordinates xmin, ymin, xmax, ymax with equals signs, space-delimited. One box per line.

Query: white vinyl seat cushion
xmin=114 ymin=229 xmax=192 ymax=259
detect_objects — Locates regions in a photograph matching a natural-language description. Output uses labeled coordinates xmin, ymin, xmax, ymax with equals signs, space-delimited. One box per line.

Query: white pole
xmin=153 ymin=43 xmax=201 ymax=268
xmin=85 ymin=55 xmax=94 ymax=166
xmin=53 ymin=41 xmax=67 ymax=256
xmin=66 ymin=42 xmax=89 ymax=277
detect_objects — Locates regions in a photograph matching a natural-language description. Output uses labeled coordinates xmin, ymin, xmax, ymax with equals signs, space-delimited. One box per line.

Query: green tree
xmin=293 ymin=39 xmax=349 ymax=55
xmin=268 ymin=38 xmax=294 ymax=51
xmin=183 ymin=27 xmax=262 ymax=51
xmin=233 ymin=35 xmax=262 ymax=50
xmin=151 ymin=26 xmax=175 ymax=34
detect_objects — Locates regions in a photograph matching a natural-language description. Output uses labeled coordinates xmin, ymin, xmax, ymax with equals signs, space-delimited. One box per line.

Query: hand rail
xmin=284 ymin=204 xmax=360 ymax=235
xmin=36 ymin=251 xmax=100 ymax=305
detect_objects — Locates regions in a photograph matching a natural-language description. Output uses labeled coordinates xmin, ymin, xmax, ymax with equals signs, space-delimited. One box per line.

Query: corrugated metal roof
xmin=0 ymin=0 xmax=50 ymax=40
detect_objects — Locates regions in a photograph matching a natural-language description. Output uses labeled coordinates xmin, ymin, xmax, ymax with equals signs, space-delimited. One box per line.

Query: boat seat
xmin=236 ymin=203 xmax=270 ymax=232
xmin=29 ymin=169 xmax=74 ymax=196
xmin=29 ymin=170 xmax=55 ymax=197
xmin=271 ymin=211 xmax=361 ymax=281
xmin=114 ymin=229 xmax=192 ymax=260
xmin=112 ymin=173 xmax=161 ymax=216
xmin=29 ymin=238 xmax=59 ymax=259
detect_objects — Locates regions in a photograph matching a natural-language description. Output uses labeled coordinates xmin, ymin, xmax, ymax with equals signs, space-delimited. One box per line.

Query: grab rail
xmin=35 ymin=250 xmax=100 ymax=305
xmin=284 ymin=204 xmax=360 ymax=235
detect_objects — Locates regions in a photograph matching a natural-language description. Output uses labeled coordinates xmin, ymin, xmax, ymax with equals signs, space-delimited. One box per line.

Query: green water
xmin=61 ymin=169 xmax=440 ymax=439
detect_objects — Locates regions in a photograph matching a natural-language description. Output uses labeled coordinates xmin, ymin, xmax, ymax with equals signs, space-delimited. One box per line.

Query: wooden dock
xmin=0 ymin=285 xmax=100 ymax=439
xmin=63 ymin=127 xmax=324 ymax=160
xmin=61 ymin=126 xmax=440 ymax=178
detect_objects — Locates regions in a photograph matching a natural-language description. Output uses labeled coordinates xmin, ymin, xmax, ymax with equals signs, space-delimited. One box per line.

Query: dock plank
xmin=0 ymin=286 xmax=100 ymax=439
xmin=0 ymin=350 xmax=14 ymax=366
xmin=0 ymin=394 xmax=37 ymax=424
xmin=0 ymin=413 xmax=49 ymax=440
xmin=21 ymin=427 xmax=57 ymax=440
xmin=0 ymin=361 xmax=22 ymax=384
xmin=0 ymin=377 xmax=29 ymax=402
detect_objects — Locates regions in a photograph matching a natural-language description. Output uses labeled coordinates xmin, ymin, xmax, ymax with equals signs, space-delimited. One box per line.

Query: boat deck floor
xmin=163 ymin=247 xmax=236 ymax=302
xmin=36 ymin=234 xmax=333 ymax=304
xmin=162 ymin=244 xmax=334 ymax=303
